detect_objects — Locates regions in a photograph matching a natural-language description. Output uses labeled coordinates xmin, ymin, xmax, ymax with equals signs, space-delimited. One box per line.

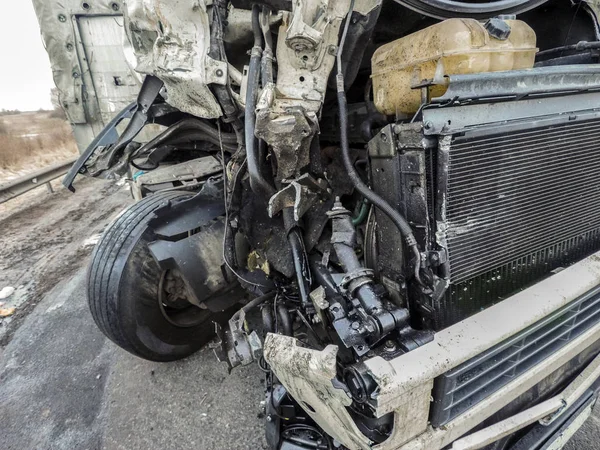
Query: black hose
xmin=133 ymin=118 xmax=238 ymax=157
xmin=252 ymin=4 xmax=263 ymax=48
xmin=245 ymin=5 xmax=276 ymax=197
xmin=231 ymin=291 xmax=276 ymax=323
xmin=277 ymin=304 xmax=293 ymax=336
xmin=262 ymin=305 xmax=274 ymax=333
xmin=288 ymin=228 xmax=311 ymax=307
xmin=537 ymin=41 xmax=600 ymax=58
xmin=335 ymin=0 xmax=423 ymax=285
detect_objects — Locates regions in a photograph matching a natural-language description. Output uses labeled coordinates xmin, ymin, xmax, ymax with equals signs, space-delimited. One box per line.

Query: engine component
xmin=255 ymin=0 xmax=381 ymax=181
xmin=371 ymin=18 xmax=537 ymax=116
xmin=369 ymin=66 xmax=600 ymax=329
xmin=213 ymin=292 xmax=276 ymax=369
xmin=328 ymin=200 xmax=409 ymax=351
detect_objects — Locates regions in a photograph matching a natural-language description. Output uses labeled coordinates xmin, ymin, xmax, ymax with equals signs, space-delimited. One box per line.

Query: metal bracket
xmin=205 ymin=57 xmax=229 ymax=86
xmin=268 ymin=173 xmax=329 ymax=221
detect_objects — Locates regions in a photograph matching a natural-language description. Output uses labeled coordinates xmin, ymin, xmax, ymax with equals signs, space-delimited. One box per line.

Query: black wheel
xmin=392 ymin=0 xmax=547 ymax=19
xmin=87 ymin=191 xmax=233 ymax=361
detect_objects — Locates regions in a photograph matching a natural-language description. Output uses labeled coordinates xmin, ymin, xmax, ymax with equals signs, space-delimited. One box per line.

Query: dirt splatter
xmin=0 ymin=176 xmax=132 ymax=346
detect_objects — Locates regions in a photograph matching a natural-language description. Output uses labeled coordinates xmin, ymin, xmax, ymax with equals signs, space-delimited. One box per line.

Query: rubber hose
xmin=231 ymin=291 xmax=276 ymax=323
xmin=134 ymin=118 xmax=237 ymax=156
xmin=245 ymin=5 xmax=276 ymax=197
xmin=336 ymin=0 xmax=423 ymax=285
xmin=277 ymin=304 xmax=293 ymax=336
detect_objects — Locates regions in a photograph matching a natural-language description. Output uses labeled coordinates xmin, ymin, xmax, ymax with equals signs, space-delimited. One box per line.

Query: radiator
xmin=430 ymin=101 xmax=600 ymax=328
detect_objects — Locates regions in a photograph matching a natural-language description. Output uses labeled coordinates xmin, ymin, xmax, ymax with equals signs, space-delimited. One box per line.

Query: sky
xmin=0 ymin=2 xmax=55 ymax=111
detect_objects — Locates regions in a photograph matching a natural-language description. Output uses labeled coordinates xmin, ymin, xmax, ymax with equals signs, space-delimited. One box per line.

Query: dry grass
xmin=0 ymin=111 xmax=78 ymax=182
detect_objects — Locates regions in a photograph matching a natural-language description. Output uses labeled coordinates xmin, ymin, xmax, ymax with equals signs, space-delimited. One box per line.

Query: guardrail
xmin=0 ymin=157 xmax=77 ymax=205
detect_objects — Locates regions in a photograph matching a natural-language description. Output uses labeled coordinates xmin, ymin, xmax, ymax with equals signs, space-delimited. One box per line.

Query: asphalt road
xmin=0 ymin=269 xmax=267 ymax=450
xmin=2 ymin=267 xmax=600 ymax=450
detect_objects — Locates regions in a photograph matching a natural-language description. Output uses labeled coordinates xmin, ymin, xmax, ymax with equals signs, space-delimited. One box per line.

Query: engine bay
xmin=48 ymin=0 xmax=600 ymax=448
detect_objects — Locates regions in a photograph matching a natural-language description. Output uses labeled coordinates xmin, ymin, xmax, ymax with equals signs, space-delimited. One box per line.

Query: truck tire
xmin=87 ymin=191 xmax=231 ymax=362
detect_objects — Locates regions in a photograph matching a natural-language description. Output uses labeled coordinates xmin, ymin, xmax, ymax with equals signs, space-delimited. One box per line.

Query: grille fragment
xmin=430 ymin=286 xmax=600 ymax=427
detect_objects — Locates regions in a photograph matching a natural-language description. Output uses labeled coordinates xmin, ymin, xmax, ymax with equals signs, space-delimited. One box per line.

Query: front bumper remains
xmin=264 ymin=250 xmax=600 ymax=450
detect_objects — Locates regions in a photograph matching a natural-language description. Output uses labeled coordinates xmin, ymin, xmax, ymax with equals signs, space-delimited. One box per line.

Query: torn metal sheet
xmin=123 ymin=0 xmax=223 ymax=119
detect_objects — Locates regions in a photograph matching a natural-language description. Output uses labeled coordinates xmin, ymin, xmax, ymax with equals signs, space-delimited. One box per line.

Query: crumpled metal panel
xmin=123 ymin=0 xmax=223 ymax=119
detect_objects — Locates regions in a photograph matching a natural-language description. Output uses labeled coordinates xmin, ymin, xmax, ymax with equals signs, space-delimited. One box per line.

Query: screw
xmin=424 ymin=121 xmax=433 ymax=130
xmin=58 ymin=14 xmax=67 ymax=22
xmin=111 ymin=2 xmax=120 ymax=11
xmin=384 ymin=340 xmax=396 ymax=351
xmin=266 ymin=415 xmax=272 ymax=422
xmin=72 ymin=71 xmax=80 ymax=79
xmin=215 ymin=69 xmax=224 ymax=77
xmin=66 ymin=43 xmax=74 ymax=51
xmin=351 ymin=321 xmax=360 ymax=330
xmin=381 ymin=133 xmax=388 ymax=142
xmin=327 ymin=45 xmax=337 ymax=55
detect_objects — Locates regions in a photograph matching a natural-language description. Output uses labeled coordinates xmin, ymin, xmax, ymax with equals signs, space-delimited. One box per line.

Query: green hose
xmin=352 ymin=200 xmax=369 ymax=226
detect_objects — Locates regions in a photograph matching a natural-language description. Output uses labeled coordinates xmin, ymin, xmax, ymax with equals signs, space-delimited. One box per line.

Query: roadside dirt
xmin=0 ymin=176 xmax=132 ymax=346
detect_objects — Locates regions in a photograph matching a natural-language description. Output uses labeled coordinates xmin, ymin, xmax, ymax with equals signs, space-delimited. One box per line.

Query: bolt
xmin=215 ymin=69 xmax=224 ymax=77
xmin=381 ymin=133 xmax=388 ymax=142
xmin=111 ymin=2 xmax=120 ymax=11
xmin=384 ymin=340 xmax=396 ymax=351
xmin=266 ymin=415 xmax=272 ymax=422
xmin=58 ymin=14 xmax=67 ymax=22
xmin=424 ymin=121 xmax=433 ymax=130
xmin=327 ymin=45 xmax=337 ymax=56
xmin=72 ymin=71 xmax=80 ymax=79
xmin=351 ymin=321 xmax=360 ymax=330
xmin=66 ymin=43 xmax=74 ymax=51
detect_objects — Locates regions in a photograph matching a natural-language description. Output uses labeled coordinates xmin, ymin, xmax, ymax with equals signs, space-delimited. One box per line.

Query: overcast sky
xmin=0 ymin=2 xmax=55 ymax=111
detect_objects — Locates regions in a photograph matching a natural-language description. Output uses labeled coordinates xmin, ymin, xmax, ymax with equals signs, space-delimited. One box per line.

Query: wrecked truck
xmin=34 ymin=0 xmax=600 ymax=448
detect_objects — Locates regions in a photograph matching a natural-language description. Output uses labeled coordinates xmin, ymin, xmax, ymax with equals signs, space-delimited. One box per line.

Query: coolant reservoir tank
xmin=371 ymin=18 xmax=537 ymax=116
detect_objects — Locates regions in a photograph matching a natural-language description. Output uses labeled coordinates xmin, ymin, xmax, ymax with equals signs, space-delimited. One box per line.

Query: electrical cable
xmin=335 ymin=0 xmax=424 ymax=286
xmin=217 ymin=122 xmax=270 ymax=288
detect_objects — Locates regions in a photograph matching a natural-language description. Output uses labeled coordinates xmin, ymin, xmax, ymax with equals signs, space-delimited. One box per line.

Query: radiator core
xmin=434 ymin=117 xmax=600 ymax=327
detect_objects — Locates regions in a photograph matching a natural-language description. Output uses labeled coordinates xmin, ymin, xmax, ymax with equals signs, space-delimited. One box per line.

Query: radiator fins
xmin=434 ymin=118 xmax=600 ymax=328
